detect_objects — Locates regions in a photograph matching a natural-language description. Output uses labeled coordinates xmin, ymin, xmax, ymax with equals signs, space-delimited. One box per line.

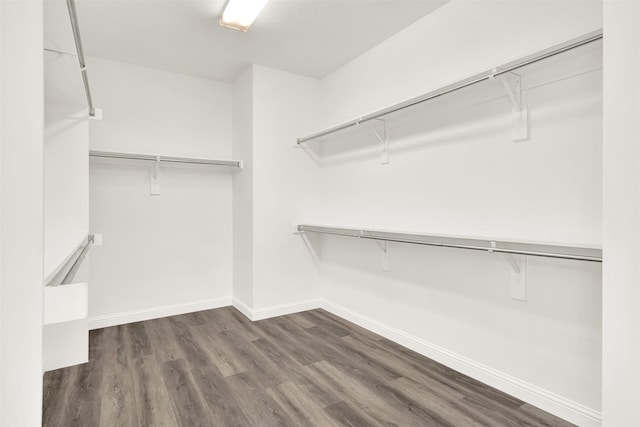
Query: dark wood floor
xmin=43 ymin=307 xmax=573 ymax=427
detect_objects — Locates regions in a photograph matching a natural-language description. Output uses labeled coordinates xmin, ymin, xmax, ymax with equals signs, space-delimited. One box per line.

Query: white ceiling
xmin=44 ymin=0 xmax=447 ymax=83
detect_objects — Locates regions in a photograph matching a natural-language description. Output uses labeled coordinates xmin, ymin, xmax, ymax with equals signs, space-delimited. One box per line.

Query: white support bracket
xmin=150 ymin=156 xmax=161 ymax=196
xmin=505 ymin=253 xmax=521 ymax=274
xmin=490 ymin=242 xmax=526 ymax=301
xmin=491 ymin=70 xmax=528 ymax=142
xmin=374 ymin=240 xmax=390 ymax=272
xmin=505 ymin=253 xmax=527 ymax=301
xmin=369 ymin=119 xmax=389 ymax=165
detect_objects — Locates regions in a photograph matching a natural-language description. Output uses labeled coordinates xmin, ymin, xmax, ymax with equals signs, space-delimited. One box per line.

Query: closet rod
xmin=297 ymin=225 xmax=603 ymax=263
xmin=66 ymin=0 xmax=95 ymax=117
xmin=297 ymin=29 xmax=603 ymax=144
xmin=58 ymin=234 xmax=94 ymax=286
xmin=89 ymin=150 xmax=242 ymax=168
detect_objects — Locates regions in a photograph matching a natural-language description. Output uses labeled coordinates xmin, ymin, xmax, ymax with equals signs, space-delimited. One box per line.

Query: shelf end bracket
xmin=492 ymin=70 xmax=528 ymax=142
xmin=370 ymin=119 xmax=389 ymax=165
xmin=150 ymin=156 xmax=161 ymax=196
xmin=505 ymin=253 xmax=527 ymax=301
xmin=374 ymin=240 xmax=390 ymax=271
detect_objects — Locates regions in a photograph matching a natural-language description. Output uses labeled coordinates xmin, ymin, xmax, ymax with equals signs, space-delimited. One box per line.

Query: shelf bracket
xmin=505 ymin=253 xmax=521 ymax=274
xmin=491 ymin=70 xmax=528 ymax=142
xmin=490 ymin=242 xmax=526 ymax=301
xmin=369 ymin=119 xmax=389 ymax=165
xmin=497 ymin=73 xmax=522 ymax=112
xmin=150 ymin=156 xmax=161 ymax=196
xmin=374 ymin=240 xmax=390 ymax=272
xmin=506 ymin=253 xmax=527 ymax=301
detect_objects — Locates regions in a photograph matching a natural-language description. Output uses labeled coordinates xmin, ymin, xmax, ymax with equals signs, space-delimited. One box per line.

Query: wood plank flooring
xmin=43 ymin=307 xmax=574 ymax=426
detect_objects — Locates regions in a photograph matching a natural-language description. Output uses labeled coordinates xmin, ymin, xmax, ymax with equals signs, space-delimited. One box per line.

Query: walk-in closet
xmin=0 ymin=0 xmax=638 ymax=426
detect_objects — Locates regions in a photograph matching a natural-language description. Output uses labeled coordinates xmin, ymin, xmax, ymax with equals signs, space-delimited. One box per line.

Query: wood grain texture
xmin=43 ymin=307 xmax=575 ymax=427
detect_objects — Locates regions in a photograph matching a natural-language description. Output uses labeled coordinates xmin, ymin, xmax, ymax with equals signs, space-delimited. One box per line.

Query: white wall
xmin=231 ymin=65 xmax=324 ymax=316
xmin=232 ymin=67 xmax=254 ymax=308
xmin=321 ymin=0 xmax=603 ymax=127
xmin=602 ymin=2 xmax=640 ymax=425
xmin=44 ymin=104 xmax=89 ymax=283
xmin=88 ymin=58 xmax=234 ymax=324
xmin=0 ymin=1 xmax=44 ymax=425
xmin=251 ymin=65 xmax=323 ymax=311
xmin=89 ymin=57 xmax=231 ymax=158
xmin=1 ymin=2 xmax=4 ymax=418
xmin=290 ymin=1 xmax=603 ymax=425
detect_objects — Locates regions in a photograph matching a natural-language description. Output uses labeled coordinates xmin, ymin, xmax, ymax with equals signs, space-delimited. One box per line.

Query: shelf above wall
xmin=89 ymin=150 xmax=243 ymax=168
xmin=296 ymin=29 xmax=603 ymax=147
xmin=296 ymin=224 xmax=602 ymax=263
xmin=90 ymin=150 xmax=242 ymax=195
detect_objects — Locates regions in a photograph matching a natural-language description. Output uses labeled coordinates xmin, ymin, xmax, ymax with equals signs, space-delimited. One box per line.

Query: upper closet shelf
xmin=89 ymin=150 xmax=243 ymax=168
xmin=296 ymin=29 xmax=603 ymax=145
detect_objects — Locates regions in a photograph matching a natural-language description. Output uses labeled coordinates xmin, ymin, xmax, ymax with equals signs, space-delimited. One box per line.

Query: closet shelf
xmin=296 ymin=224 xmax=602 ymax=263
xmin=89 ymin=150 xmax=242 ymax=168
xmin=296 ymin=29 xmax=602 ymax=145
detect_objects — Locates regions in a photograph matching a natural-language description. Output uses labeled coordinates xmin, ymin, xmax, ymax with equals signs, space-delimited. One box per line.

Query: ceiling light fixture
xmin=219 ymin=0 xmax=270 ymax=32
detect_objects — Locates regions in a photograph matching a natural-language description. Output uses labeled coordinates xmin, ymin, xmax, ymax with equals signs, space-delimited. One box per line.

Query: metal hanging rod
xmin=89 ymin=150 xmax=243 ymax=168
xmin=66 ymin=0 xmax=95 ymax=117
xmin=48 ymin=234 xmax=95 ymax=287
xmin=296 ymin=224 xmax=602 ymax=263
xmin=297 ymin=29 xmax=603 ymax=144
xmin=61 ymin=234 xmax=94 ymax=285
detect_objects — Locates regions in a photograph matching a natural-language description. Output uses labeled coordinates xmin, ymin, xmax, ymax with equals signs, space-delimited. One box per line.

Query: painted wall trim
xmin=232 ymin=297 xmax=323 ymax=321
xmin=251 ymin=299 xmax=323 ymax=321
xmin=319 ymin=300 xmax=602 ymax=427
xmin=231 ymin=296 xmax=254 ymax=320
xmin=88 ymin=296 xmax=232 ymax=330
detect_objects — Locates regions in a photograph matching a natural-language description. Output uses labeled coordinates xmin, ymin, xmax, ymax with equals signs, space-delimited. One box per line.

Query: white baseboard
xmin=320 ymin=300 xmax=602 ymax=427
xmin=232 ymin=297 xmax=322 ymax=321
xmin=231 ymin=297 xmax=254 ymax=320
xmin=88 ymin=296 xmax=232 ymax=330
xmin=251 ymin=298 xmax=323 ymax=321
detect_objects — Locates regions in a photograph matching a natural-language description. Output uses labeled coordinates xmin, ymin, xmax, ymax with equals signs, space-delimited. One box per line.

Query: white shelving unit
xmin=296 ymin=224 xmax=601 ymax=301
xmin=296 ymin=224 xmax=602 ymax=263
xmin=89 ymin=150 xmax=243 ymax=168
xmin=294 ymin=31 xmax=603 ymax=300
xmin=90 ymin=150 xmax=243 ymax=195
xmin=296 ymin=30 xmax=603 ymax=162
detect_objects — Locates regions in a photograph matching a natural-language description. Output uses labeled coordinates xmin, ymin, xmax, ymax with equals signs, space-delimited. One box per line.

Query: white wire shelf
xmin=296 ymin=224 xmax=602 ymax=262
xmin=89 ymin=150 xmax=243 ymax=168
xmin=296 ymin=30 xmax=602 ymax=145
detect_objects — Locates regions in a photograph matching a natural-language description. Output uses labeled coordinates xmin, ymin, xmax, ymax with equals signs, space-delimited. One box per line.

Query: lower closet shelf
xmin=295 ymin=224 xmax=602 ymax=262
